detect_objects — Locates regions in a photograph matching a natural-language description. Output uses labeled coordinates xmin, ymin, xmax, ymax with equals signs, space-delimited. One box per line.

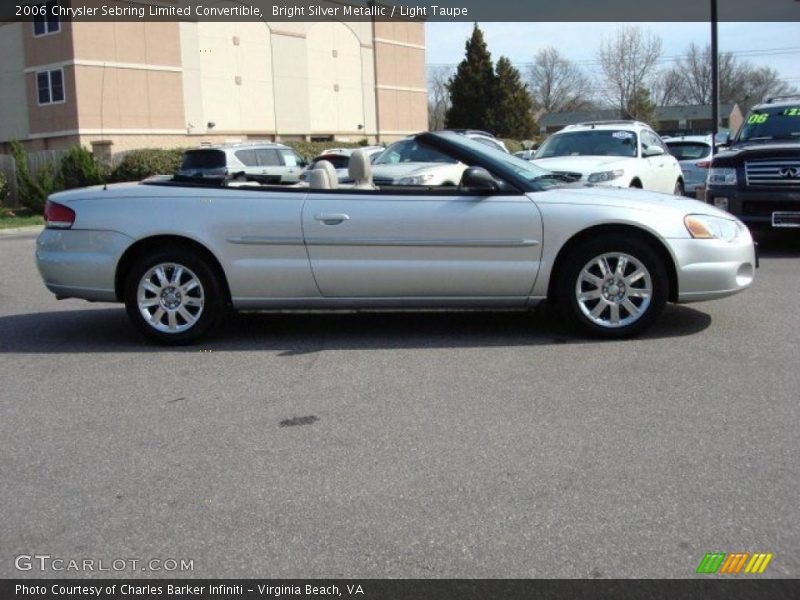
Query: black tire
xmin=124 ymin=247 xmax=226 ymax=345
xmin=674 ymin=179 xmax=685 ymax=196
xmin=554 ymin=235 xmax=669 ymax=338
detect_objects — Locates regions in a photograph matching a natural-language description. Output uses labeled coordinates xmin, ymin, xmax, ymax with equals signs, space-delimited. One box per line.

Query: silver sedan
xmin=36 ymin=132 xmax=756 ymax=344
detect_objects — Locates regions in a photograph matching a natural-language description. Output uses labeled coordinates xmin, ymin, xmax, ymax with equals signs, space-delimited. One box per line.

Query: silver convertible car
xmin=36 ymin=131 xmax=756 ymax=344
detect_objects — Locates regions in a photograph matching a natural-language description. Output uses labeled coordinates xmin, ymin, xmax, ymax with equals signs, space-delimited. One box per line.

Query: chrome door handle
xmin=314 ymin=213 xmax=350 ymax=225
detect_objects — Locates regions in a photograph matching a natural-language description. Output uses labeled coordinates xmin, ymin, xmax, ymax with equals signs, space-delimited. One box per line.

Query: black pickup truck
xmin=706 ymin=97 xmax=800 ymax=231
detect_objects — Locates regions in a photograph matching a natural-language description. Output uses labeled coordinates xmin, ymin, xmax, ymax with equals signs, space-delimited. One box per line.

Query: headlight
xmin=399 ymin=173 xmax=436 ymax=185
xmin=587 ymin=169 xmax=624 ymax=184
xmin=707 ymin=167 xmax=737 ymax=186
xmin=684 ymin=214 xmax=743 ymax=242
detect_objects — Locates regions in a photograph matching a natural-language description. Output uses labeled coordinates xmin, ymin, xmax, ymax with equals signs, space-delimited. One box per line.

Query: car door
xmin=233 ymin=149 xmax=259 ymax=180
xmin=301 ymin=189 xmax=543 ymax=303
xmin=255 ymin=148 xmax=285 ymax=184
xmin=279 ymin=149 xmax=305 ymax=183
xmin=641 ymin=131 xmax=673 ymax=193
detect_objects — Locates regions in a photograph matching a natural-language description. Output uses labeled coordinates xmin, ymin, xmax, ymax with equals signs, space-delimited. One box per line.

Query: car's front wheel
xmin=124 ymin=248 xmax=226 ymax=344
xmin=674 ymin=179 xmax=685 ymax=196
xmin=555 ymin=235 xmax=669 ymax=338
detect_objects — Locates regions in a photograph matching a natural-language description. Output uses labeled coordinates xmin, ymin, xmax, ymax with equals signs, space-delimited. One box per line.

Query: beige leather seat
xmin=348 ymin=149 xmax=376 ymax=190
xmin=311 ymin=159 xmax=339 ymax=189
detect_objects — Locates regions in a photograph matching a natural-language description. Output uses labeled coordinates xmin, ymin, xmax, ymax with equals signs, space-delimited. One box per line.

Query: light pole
xmin=710 ymin=0 xmax=719 ymax=152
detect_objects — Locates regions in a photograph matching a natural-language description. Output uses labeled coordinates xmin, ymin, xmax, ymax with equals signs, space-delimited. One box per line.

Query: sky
xmin=425 ymin=22 xmax=800 ymax=88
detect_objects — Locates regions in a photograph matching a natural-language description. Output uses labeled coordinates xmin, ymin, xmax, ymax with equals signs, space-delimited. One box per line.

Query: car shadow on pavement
xmin=0 ymin=304 xmax=712 ymax=354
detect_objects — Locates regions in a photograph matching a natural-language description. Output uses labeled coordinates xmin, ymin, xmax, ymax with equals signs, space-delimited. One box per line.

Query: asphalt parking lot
xmin=1 ymin=230 xmax=798 ymax=579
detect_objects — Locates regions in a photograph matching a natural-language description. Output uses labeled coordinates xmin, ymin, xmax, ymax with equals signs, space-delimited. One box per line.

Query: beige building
xmin=0 ymin=16 xmax=427 ymax=155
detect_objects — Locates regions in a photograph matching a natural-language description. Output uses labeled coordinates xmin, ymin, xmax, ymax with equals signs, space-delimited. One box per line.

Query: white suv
xmin=177 ymin=143 xmax=309 ymax=184
xmin=532 ymin=121 xmax=684 ymax=195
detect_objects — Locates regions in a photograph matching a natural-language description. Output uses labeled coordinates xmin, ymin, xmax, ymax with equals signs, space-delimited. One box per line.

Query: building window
xmin=33 ymin=2 xmax=60 ymax=36
xmin=37 ymin=68 xmax=65 ymax=105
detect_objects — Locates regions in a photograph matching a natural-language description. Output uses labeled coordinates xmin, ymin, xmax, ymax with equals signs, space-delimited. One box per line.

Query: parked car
xmin=371 ymin=137 xmax=467 ymax=186
xmin=705 ymin=95 xmax=800 ymax=230
xmin=532 ymin=121 xmax=685 ymax=195
xmin=443 ymin=130 xmax=509 ymax=153
xmin=304 ymin=146 xmax=384 ymax=183
xmin=665 ymin=135 xmax=713 ymax=195
xmin=372 ymin=131 xmax=509 ymax=186
xmin=176 ymin=143 xmax=308 ymax=184
xmin=37 ymin=131 xmax=755 ymax=344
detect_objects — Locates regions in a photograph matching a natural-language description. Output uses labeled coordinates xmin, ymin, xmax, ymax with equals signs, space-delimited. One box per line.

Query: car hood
xmin=532 ymin=156 xmax=634 ymax=175
xmin=532 ymin=185 xmax=731 ymax=217
xmin=371 ymin=162 xmax=460 ymax=181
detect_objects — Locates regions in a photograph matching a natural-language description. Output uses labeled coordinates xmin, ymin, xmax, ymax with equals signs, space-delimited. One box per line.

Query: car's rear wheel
xmin=124 ymin=248 xmax=225 ymax=344
xmin=555 ymin=236 xmax=669 ymax=338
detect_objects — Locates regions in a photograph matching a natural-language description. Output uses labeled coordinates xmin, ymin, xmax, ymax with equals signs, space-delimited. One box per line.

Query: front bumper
xmin=706 ymin=186 xmax=800 ymax=229
xmin=36 ymin=229 xmax=133 ymax=302
xmin=669 ymin=234 xmax=756 ymax=303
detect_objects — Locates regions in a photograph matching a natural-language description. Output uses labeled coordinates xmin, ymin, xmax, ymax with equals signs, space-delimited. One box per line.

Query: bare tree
xmin=597 ymin=26 xmax=663 ymax=119
xmin=527 ymin=47 xmax=593 ymax=114
xmin=651 ymin=66 xmax=687 ymax=106
xmin=738 ymin=65 xmax=796 ymax=109
xmin=427 ymin=65 xmax=453 ymax=131
xmin=671 ymin=44 xmax=797 ymax=111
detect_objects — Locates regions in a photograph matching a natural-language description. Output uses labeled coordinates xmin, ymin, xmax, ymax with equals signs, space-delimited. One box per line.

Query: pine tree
xmin=626 ymin=87 xmax=656 ymax=123
xmin=491 ymin=57 xmax=536 ymax=138
xmin=445 ymin=24 xmax=495 ymax=131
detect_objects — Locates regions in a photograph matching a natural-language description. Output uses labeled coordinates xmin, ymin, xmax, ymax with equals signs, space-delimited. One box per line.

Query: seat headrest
xmin=308 ymin=169 xmax=331 ymax=190
xmin=348 ymin=149 xmax=375 ymax=189
xmin=312 ymin=159 xmax=338 ymax=189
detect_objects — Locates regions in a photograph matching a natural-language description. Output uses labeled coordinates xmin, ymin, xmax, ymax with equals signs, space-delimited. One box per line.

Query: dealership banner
xmin=2 ymin=579 xmax=799 ymax=600
xmin=4 ymin=0 xmax=800 ymax=23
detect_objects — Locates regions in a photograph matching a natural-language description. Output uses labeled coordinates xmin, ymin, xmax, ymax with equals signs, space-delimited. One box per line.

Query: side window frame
xmin=36 ymin=67 xmax=65 ymax=106
xmin=33 ymin=2 xmax=61 ymax=37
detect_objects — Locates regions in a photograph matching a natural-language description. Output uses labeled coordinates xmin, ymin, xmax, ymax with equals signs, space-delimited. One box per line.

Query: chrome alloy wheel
xmin=575 ymin=252 xmax=653 ymax=329
xmin=137 ymin=263 xmax=205 ymax=333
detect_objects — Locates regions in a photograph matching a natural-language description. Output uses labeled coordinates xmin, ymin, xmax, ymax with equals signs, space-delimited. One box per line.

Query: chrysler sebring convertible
xmin=36 ymin=131 xmax=756 ymax=344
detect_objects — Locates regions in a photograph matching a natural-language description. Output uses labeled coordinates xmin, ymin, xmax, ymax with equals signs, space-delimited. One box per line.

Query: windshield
xmin=537 ymin=130 xmax=638 ymax=158
xmin=374 ymin=139 xmax=458 ymax=165
xmin=736 ymin=106 xmax=800 ymax=143
xmin=666 ymin=142 xmax=711 ymax=160
xmin=437 ymin=133 xmax=553 ymax=184
xmin=181 ymin=149 xmax=225 ymax=170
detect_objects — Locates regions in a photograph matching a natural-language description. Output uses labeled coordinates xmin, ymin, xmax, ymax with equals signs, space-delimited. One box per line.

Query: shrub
xmin=36 ymin=165 xmax=62 ymax=199
xmin=110 ymin=148 xmax=185 ymax=182
xmin=282 ymin=141 xmax=363 ymax=162
xmin=8 ymin=140 xmax=60 ymax=213
xmin=60 ymin=146 xmax=107 ymax=190
xmin=0 ymin=170 xmax=8 ymax=206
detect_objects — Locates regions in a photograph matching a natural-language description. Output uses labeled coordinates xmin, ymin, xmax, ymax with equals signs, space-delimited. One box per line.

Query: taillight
xmin=695 ymin=160 xmax=711 ymax=168
xmin=44 ymin=200 xmax=75 ymax=229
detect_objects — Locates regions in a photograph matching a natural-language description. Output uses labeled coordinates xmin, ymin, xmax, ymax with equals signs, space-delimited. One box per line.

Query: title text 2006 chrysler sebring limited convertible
xmin=36 ymin=132 xmax=756 ymax=344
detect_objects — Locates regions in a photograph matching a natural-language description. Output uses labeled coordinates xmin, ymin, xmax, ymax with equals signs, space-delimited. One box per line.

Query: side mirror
xmin=460 ymin=167 xmax=498 ymax=192
xmin=714 ymin=132 xmax=731 ymax=147
xmin=643 ymin=145 xmax=665 ymax=157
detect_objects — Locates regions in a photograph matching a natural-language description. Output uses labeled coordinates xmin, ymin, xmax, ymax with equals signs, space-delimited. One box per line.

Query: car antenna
xmin=101 ymin=61 xmax=107 ymax=191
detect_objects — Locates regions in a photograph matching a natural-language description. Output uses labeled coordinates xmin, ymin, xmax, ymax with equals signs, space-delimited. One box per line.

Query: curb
xmin=0 ymin=225 xmax=44 ymax=236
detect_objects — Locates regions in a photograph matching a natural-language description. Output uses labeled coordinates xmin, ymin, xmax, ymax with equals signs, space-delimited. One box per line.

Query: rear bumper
xmin=669 ymin=234 xmax=756 ymax=303
xmin=36 ymin=229 xmax=132 ymax=302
